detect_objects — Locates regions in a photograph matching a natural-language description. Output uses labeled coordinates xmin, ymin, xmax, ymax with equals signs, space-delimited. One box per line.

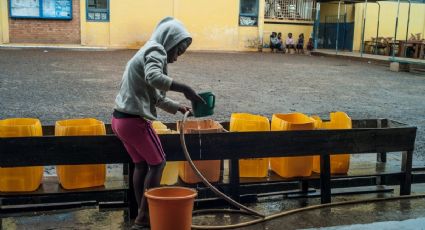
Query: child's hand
xmin=183 ymin=87 xmax=206 ymax=105
xmin=170 ymin=81 xmax=206 ymax=105
xmin=178 ymin=105 xmax=193 ymax=116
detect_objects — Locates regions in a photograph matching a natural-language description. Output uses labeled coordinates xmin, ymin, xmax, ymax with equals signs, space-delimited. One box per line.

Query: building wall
xmin=80 ymin=0 xmax=111 ymax=47
xmin=81 ymin=0 xmax=261 ymax=51
xmin=0 ymin=0 xmax=9 ymax=44
xmin=175 ymin=0 xmax=240 ymax=51
xmin=109 ymin=0 xmax=174 ymax=48
xmin=320 ymin=3 xmax=355 ymax=23
xmin=8 ymin=0 xmax=81 ymax=44
xmin=353 ymin=2 xmax=425 ymax=51
xmin=1 ymin=0 xmax=317 ymax=51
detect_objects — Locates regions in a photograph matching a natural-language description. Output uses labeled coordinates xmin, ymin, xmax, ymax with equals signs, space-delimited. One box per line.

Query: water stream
xmin=196 ymin=119 xmax=202 ymax=160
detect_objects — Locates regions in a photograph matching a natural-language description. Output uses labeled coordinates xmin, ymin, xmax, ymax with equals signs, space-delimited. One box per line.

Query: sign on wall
xmin=10 ymin=0 xmax=72 ymax=20
xmin=10 ymin=0 xmax=40 ymax=17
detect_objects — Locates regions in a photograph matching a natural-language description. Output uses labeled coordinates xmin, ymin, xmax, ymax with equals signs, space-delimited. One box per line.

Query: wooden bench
xmin=0 ymin=119 xmax=417 ymax=219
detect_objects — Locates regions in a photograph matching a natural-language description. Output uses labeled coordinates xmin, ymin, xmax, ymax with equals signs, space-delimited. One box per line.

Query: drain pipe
xmin=258 ymin=0 xmax=266 ymax=52
xmin=314 ymin=2 xmax=321 ymax=50
xmin=344 ymin=4 xmax=347 ymax=52
xmin=336 ymin=0 xmax=342 ymax=54
xmin=392 ymin=0 xmax=401 ymax=58
xmin=404 ymin=0 xmax=411 ymax=57
xmin=374 ymin=2 xmax=381 ymax=55
xmin=360 ymin=0 xmax=368 ymax=57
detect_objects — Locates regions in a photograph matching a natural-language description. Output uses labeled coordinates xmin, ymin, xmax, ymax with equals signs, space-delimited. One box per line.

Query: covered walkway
xmin=312 ymin=49 xmax=425 ymax=65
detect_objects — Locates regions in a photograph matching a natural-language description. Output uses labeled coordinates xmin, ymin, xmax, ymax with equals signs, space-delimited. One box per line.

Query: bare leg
xmin=135 ymin=161 xmax=166 ymax=225
xmin=133 ymin=162 xmax=148 ymax=208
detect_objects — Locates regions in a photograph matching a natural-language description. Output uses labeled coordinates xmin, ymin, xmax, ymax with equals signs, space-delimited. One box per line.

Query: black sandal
xmin=130 ymin=223 xmax=149 ymax=230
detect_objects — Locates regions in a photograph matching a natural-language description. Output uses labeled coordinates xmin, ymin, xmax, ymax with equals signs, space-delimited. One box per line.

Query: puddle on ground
xmin=303 ymin=217 xmax=425 ymax=230
xmin=1 ymin=208 xmax=130 ymax=230
xmin=2 ymin=187 xmax=425 ymax=230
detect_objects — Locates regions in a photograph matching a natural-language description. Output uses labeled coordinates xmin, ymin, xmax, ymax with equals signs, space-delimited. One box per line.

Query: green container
xmin=192 ymin=92 xmax=215 ymax=117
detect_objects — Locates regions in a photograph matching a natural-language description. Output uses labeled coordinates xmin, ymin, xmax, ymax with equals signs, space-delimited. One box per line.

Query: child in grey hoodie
xmin=112 ymin=17 xmax=204 ymax=229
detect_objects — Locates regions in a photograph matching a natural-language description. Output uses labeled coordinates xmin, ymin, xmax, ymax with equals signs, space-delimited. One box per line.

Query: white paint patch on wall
xmin=188 ymin=26 xmax=239 ymax=50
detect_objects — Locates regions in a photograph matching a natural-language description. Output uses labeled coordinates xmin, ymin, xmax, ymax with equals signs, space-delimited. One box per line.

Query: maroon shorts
xmin=111 ymin=117 xmax=165 ymax=165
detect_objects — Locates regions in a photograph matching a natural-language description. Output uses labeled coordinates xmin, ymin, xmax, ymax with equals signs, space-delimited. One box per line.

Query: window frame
xmin=239 ymin=0 xmax=259 ymax=27
xmin=9 ymin=0 xmax=73 ymax=20
xmin=264 ymin=0 xmax=316 ymax=21
xmin=86 ymin=0 xmax=110 ymax=22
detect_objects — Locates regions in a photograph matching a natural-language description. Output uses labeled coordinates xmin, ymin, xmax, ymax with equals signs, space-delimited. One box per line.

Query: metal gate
xmin=319 ymin=15 xmax=354 ymax=51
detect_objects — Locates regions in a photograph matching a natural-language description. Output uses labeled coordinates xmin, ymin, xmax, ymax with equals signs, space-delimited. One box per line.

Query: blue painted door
xmin=318 ymin=15 xmax=354 ymax=51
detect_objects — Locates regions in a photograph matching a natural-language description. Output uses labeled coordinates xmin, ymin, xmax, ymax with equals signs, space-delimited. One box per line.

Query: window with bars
xmin=240 ymin=0 xmax=259 ymax=26
xmin=265 ymin=0 xmax=316 ymax=21
xmin=87 ymin=0 xmax=109 ymax=21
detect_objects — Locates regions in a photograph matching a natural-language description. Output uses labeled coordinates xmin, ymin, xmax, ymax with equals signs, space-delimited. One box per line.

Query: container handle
xmin=209 ymin=93 xmax=215 ymax=109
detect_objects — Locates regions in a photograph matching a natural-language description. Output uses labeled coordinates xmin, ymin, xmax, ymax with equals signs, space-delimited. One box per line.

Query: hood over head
xmin=150 ymin=17 xmax=192 ymax=52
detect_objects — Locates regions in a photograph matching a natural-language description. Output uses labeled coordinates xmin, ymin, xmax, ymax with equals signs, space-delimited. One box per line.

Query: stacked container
xmin=151 ymin=121 xmax=180 ymax=185
xmin=55 ymin=118 xmax=106 ymax=189
xmin=270 ymin=113 xmax=315 ymax=178
xmin=0 ymin=118 xmax=44 ymax=192
xmin=177 ymin=119 xmax=223 ymax=183
xmin=230 ymin=113 xmax=270 ymax=177
xmin=312 ymin=112 xmax=352 ymax=174
xmin=152 ymin=121 xmax=168 ymax=131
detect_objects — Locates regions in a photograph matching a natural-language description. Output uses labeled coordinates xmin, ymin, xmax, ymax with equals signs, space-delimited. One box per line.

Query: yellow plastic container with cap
xmin=152 ymin=121 xmax=168 ymax=130
xmin=55 ymin=118 xmax=106 ymax=189
xmin=230 ymin=113 xmax=270 ymax=177
xmin=312 ymin=112 xmax=352 ymax=174
xmin=152 ymin=121 xmax=180 ymax=185
xmin=270 ymin=113 xmax=315 ymax=178
xmin=0 ymin=118 xmax=44 ymax=192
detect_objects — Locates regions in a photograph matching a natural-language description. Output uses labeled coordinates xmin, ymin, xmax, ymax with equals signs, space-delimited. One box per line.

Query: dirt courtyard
xmin=0 ymin=48 xmax=424 ymax=163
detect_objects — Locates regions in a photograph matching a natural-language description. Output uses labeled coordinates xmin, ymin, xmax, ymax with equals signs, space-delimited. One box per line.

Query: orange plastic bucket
xmin=145 ymin=187 xmax=197 ymax=230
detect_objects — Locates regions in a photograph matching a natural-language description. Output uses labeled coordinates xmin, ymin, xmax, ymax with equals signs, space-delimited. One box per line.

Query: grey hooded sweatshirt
xmin=114 ymin=17 xmax=191 ymax=120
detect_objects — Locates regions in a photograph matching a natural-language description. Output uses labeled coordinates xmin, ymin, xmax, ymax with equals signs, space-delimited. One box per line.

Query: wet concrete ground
xmin=2 ymin=184 xmax=425 ymax=230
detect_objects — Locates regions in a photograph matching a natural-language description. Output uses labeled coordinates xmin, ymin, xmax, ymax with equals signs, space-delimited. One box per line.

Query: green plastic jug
xmin=192 ymin=92 xmax=215 ymax=117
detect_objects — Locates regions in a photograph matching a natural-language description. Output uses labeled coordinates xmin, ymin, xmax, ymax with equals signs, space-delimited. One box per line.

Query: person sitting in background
xmin=285 ymin=33 xmax=296 ymax=54
xmin=296 ymin=33 xmax=305 ymax=54
xmin=277 ymin=32 xmax=285 ymax=53
xmin=307 ymin=38 xmax=314 ymax=53
xmin=269 ymin=32 xmax=277 ymax=52
xmin=270 ymin=32 xmax=283 ymax=52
